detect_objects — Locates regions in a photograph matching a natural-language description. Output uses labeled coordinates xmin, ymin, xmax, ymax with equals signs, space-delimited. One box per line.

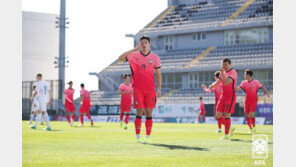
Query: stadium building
xmin=89 ymin=0 xmax=273 ymax=117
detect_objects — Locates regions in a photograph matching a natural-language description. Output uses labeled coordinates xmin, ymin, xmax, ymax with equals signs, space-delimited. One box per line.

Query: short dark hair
xmin=245 ymin=69 xmax=253 ymax=77
xmin=214 ymin=71 xmax=220 ymax=78
xmin=123 ymin=74 xmax=129 ymax=79
xmin=80 ymin=83 xmax=85 ymax=88
xmin=199 ymin=96 xmax=203 ymax=100
xmin=140 ymin=35 xmax=150 ymax=43
xmin=68 ymin=81 xmax=73 ymax=84
xmin=223 ymin=58 xmax=231 ymax=64
xmin=33 ymin=85 xmax=36 ymax=89
xmin=36 ymin=73 xmax=42 ymax=78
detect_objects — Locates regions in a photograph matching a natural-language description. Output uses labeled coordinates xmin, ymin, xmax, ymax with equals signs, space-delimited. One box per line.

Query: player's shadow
xmin=235 ymin=132 xmax=273 ymax=136
xmin=149 ymin=143 xmax=209 ymax=151
xmin=72 ymin=125 xmax=101 ymax=128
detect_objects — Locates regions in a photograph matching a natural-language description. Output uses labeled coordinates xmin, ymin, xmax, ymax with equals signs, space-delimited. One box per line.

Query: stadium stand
xmin=90 ymin=0 xmax=273 ymax=108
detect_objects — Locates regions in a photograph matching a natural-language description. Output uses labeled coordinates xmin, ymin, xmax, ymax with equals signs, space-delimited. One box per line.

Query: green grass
xmin=22 ymin=121 xmax=273 ymax=167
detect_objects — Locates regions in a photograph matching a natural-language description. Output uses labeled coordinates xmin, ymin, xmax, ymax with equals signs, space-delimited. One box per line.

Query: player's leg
xmin=250 ymin=111 xmax=256 ymax=133
xmin=79 ymin=106 xmax=84 ymax=126
xmin=214 ymin=106 xmax=222 ymax=132
xmin=119 ymin=107 xmax=124 ymax=128
xmin=66 ymin=111 xmax=71 ymax=124
xmin=41 ymin=103 xmax=51 ymax=130
xmin=244 ymin=102 xmax=252 ymax=131
xmin=203 ymin=115 xmax=206 ymax=123
xmin=198 ymin=114 xmax=201 ymax=123
xmin=28 ymin=111 xmax=35 ymax=124
xmin=144 ymin=108 xmax=153 ymax=143
xmin=227 ymin=96 xmax=237 ymax=138
xmin=133 ymin=88 xmax=145 ymax=142
xmin=40 ymin=112 xmax=44 ymax=125
xmin=124 ymin=112 xmax=130 ymax=129
xmin=31 ymin=110 xmax=41 ymax=129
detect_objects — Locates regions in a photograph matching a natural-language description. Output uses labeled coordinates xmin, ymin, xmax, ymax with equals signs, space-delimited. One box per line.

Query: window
xmin=188 ymin=72 xmax=198 ymax=88
xmin=164 ymin=36 xmax=174 ymax=50
xmin=160 ymin=73 xmax=182 ymax=89
xmin=225 ymin=27 xmax=269 ymax=45
xmin=192 ymin=33 xmax=206 ymax=41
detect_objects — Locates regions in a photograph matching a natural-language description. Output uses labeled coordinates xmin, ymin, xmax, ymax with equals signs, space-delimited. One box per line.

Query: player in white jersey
xmin=27 ymin=85 xmax=39 ymax=124
xmin=30 ymin=73 xmax=52 ymax=130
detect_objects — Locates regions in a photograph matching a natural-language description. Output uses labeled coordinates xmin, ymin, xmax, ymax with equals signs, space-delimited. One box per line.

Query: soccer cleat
xmin=27 ymin=121 xmax=32 ymax=124
xmin=124 ymin=124 xmax=128 ymax=130
xmin=79 ymin=124 xmax=84 ymax=127
xmin=91 ymin=120 xmax=94 ymax=126
xmin=136 ymin=138 xmax=143 ymax=143
xmin=229 ymin=126 xmax=236 ymax=139
xmin=30 ymin=125 xmax=37 ymax=129
xmin=70 ymin=119 xmax=73 ymax=126
xmin=144 ymin=138 xmax=152 ymax=144
xmin=252 ymin=127 xmax=256 ymax=133
xmin=217 ymin=129 xmax=222 ymax=133
xmin=43 ymin=127 xmax=51 ymax=131
xmin=248 ymin=130 xmax=253 ymax=134
xmin=120 ymin=121 xmax=123 ymax=128
xmin=221 ymin=135 xmax=229 ymax=140
xmin=40 ymin=122 xmax=44 ymax=125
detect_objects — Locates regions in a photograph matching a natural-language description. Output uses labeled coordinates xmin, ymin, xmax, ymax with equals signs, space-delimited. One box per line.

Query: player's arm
xmin=195 ymin=105 xmax=200 ymax=111
xmin=220 ymin=67 xmax=233 ymax=86
xmin=30 ymin=91 xmax=38 ymax=102
xmin=118 ymin=88 xmax=127 ymax=95
xmin=48 ymin=89 xmax=52 ymax=104
xmin=209 ymin=79 xmax=222 ymax=90
xmin=118 ymin=44 xmax=140 ymax=61
xmin=201 ymin=84 xmax=212 ymax=93
xmin=64 ymin=91 xmax=73 ymax=103
xmin=260 ymin=86 xmax=270 ymax=97
xmin=235 ymin=86 xmax=242 ymax=91
xmin=156 ymin=68 xmax=162 ymax=98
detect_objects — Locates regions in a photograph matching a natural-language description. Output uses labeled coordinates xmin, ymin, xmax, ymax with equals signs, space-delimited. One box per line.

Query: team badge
xmin=149 ymin=59 xmax=152 ymax=64
xmin=135 ymin=101 xmax=138 ymax=106
xmin=252 ymin=84 xmax=255 ymax=87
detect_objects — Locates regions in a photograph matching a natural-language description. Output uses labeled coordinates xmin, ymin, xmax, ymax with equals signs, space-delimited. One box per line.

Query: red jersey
xmin=80 ymin=88 xmax=90 ymax=101
xmin=119 ymin=83 xmax=132 ymax=106
xmin=239 ymin=79 xmax=263 ymax=102
xmin=219 ymin=68 xmax=237 ymax=96
xmin=64 ymin=88 xmax=74 ymax=103
xmin=199 ymin=101 xmax=206 ymax=113
xmin=126 ymin=51 xmax=161 ymax=91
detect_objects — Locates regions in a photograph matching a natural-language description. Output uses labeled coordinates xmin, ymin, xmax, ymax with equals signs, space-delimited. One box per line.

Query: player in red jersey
xmin=119 ymin=35 xmax=162 ymax=143
xmin=195 ymin=96 xmax=206 ymax=123
xmin=201 ymin=71 xmax=222 ymax=133
xmin=79 ymin=83 xmax=93 ymax=126
xmin=236 ymin=69 xmax=269 ymax=133
xmin=209 ymin=58 xmax=237 ymax=140
xmin=118 ymin=74 xmax=133 ymax=129
xmin=64 ymin=81 xmax=76 ymax=126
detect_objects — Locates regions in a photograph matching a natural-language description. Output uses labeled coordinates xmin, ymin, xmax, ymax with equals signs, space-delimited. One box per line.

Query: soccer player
xmin=30 ymin=73 xmax=52 ymax=130
xmin=209 ymin=58 xmax=237 ymax=140
xmin=236 ymin=69 xmax=269 ymax=133
xmin=27 ymin=85 xmax=39 ymax=124
xmin=64 ymin=81 xmax=76 ymax=127
xmin=195 ymin=96 xmax=206 ymax=123
xmin=201 ymin=71 xmax=222 ymax=133
xmin=118 ymin=74 xmax=133 ymax=129
xmin=119 ymin=35 xmax=162 ymax=143
xmin=79 ymin=83 xmax=93 ymax=126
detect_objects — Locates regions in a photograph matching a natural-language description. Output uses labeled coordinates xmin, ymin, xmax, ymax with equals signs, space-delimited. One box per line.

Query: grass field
xmin=22 ymin=121 xmax=273 ymax=167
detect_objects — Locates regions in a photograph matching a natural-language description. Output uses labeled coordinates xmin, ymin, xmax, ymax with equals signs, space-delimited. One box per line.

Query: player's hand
xmin=201 ymin=84 xmax=206 ymax=89
xmin=157 ymin=89 xmax=161 ymax=98
xmin=133 ymin=43 xmax=141 ymax=52
xmin=220 ymin=67 xmax=225 ymax=73
xmin=30 ymin=97 xmax=33 ymax=102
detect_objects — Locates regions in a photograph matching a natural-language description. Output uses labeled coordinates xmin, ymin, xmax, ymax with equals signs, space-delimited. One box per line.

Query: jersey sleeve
xmin=239 ymin=81 xmax=245 ymax=89
xmin=154 ymin=55 xmax=161 ymax=69
xmin=46 ymin=82 xmax=51 ymax=91
xmin=256 ymin=80 xmax=263 ymax=89
xmin=119 ymin=84 xmax=123 ymax=90
xmin=126 ymin=52 xmax=137 ymax=62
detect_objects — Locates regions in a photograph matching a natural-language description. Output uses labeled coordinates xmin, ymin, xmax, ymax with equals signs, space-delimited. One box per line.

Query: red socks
xmin=145 ymin=117 xmax=153 ymax=136
xmin=203 ymin=117 xmax=206 ymax=123
xmin=224 ymin=118 xmax=231 ymax=135
xmin=247 ymin=118 xmax=253 ymax=129
xmin=80 ymin=115 xmax=84 ymax=124
xmin=134 ymin=116 xmax=142 ymax=135
xmin=216 ymin=118 xmax=222 ymax=129
xmin=125 ymin=113 xmax=130 ymax=124
xmin=198 ymin=116 xmax=201 ymax=122
xmin=218 ymin=116 xmax=226 ymax=126
xmin=251 ymin=117 xmax=256 ymax=127
xmin=86 ymin=114 xmax=92 ymax=120
xmin=71 ymin=114 xmax=75 ymax=121
xmin=120 ymin=113 xmax=124 ymax=122
xmin=66 ymin=115 xmax=71 ymax=123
